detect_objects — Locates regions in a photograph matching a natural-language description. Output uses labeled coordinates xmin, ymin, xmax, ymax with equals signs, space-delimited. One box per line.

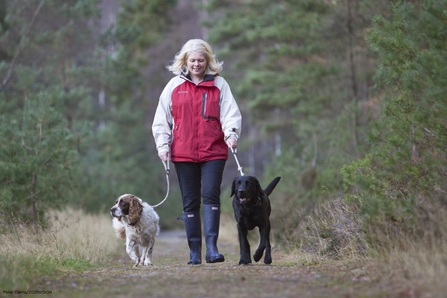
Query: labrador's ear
xmin=255 ymin=177 xmax=263 ymax=198
xmin=230 ymin=177 xmax=237 ymax=197
xmin=128 ymin=196 xmax=143 ymax=224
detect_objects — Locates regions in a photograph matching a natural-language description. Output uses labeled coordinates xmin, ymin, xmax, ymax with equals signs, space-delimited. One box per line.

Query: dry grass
xmin=2 ymin=204 xmax=447 ymax=296
xmin=0 ymin=208 xmax=121 ymax=288
xmin=0 ymin=208 xmax=119 ymax=262
xmin=288 ymin=197 xmax=369 ymax=262
xmin=368 ymin=207 xmax=447 ymax=297
xmin=375 ymin=247 xmax=447 ymax=297
xmin=286 ymin=197 xmax=447 ymax=296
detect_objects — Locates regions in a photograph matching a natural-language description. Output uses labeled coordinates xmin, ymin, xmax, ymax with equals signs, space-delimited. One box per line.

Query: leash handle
xmin=231 ymin=147 xmax=244 ymax=176
xmin=163 ymin=159 xmax=170 ymax=175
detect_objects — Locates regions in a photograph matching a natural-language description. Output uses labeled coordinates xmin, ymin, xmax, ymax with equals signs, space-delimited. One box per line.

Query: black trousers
xmin=174 ymin=159 xmax=226 ymax=213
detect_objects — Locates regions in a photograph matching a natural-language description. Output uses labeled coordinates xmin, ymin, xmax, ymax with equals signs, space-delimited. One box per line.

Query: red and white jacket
xmin=152 ymin=74 xmax=242 ymax=163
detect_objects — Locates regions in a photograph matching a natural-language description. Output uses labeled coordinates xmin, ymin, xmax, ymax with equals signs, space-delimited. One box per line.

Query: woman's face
xmin=186 ymin=51 xmax=207 ymax=80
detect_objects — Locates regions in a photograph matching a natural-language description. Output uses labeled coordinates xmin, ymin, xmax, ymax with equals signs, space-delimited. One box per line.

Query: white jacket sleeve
xmin=152 ymin=79 xmax=174 ymax=154
xmin=218 ymin=77 xmax=242 ymax=140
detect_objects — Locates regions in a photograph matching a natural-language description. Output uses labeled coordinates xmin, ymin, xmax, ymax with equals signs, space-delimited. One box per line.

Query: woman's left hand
xmin=226 ymin=137 xmax=238 ymax=148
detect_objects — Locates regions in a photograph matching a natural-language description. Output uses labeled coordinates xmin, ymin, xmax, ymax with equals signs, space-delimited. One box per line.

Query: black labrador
xmin=231 ymin=176 xmax=281 ymax=265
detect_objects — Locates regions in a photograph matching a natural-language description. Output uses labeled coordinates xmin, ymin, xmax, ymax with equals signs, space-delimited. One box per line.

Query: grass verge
xmin=284 ymin=197 xmax=447 ymax=296
xmin=0 ymin=208 xmax=120 ymax=289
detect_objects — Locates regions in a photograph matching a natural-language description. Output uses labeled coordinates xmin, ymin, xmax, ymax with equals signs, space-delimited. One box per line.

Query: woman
xmin=152 ymin=39 xmax=242 ymax=265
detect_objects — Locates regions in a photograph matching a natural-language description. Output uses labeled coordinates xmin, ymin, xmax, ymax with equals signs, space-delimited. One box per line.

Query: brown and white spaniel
xmin=110 ymin=194 xmax=160 ymax=267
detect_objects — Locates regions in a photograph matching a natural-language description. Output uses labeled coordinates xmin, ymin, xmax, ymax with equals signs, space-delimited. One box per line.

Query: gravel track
xmin=41 ymin=230 xmax=409 ymax=298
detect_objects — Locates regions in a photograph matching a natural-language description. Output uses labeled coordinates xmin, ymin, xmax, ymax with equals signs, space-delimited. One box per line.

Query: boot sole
xmin=188 ymin=261 xmax=202 ymax=265
xmin=206 ymin=257 xmax=225 ymax=263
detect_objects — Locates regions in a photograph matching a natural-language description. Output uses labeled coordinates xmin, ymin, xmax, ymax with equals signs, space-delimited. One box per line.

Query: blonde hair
xmin=167 ymin=39 xmax=223 ymax=76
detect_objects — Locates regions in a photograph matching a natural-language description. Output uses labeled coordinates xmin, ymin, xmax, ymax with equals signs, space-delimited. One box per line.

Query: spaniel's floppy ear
xmin=128 ymin=196 xmax=143 ymax=224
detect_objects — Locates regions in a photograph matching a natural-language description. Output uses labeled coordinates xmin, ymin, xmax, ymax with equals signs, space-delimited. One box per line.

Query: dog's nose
xmin=110 ymin=206 xmax=116 ymax=214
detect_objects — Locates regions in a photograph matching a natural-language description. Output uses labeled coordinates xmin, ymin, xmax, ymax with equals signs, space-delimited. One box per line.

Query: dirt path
xmin=42 ymin=230 xmax=405 ymax=298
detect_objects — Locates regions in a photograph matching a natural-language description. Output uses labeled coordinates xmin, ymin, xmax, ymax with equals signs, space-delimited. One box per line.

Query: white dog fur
xmin=110 ymin=194 xmax=160 ymax=267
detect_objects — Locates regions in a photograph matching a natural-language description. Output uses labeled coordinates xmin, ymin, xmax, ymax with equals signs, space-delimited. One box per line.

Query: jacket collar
xmin=181 ymin=73 xmax=216 ymax=86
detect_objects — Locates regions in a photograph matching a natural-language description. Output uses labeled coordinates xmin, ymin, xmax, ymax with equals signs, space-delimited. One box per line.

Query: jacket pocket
xmin=201 ymin=91 xmax=219 ymax=120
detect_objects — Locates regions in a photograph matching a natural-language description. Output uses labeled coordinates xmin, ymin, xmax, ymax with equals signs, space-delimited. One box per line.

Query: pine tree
xmin=203 ymin=0 xmax=390 ymax=198
xmin=0 ymin=0 xmax=178 ymax=221
xmin=0 ymin=0 xmax=100 ymax=222
xmin=74 ymin=0 xmax=180 ymax=223
xmin=342 ymin=0 xmax=447 ymax=233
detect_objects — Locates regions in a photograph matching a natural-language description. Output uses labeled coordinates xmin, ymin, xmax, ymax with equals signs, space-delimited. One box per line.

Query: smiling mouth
xmin=239 ymin=197 xmax=247 ymax=203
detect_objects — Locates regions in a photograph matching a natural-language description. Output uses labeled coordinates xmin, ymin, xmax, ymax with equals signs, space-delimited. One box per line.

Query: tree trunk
xmin=30 ymin=172 xmax=37 ymax=220
xmin=346 ymin=0 xmax=358 ymax=152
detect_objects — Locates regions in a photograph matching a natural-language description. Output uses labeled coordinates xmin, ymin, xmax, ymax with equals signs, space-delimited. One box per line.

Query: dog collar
xmin=256 ymin=197 xmax=262 ymax=206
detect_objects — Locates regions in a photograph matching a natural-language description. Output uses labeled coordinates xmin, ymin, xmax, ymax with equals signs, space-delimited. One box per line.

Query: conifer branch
xmin=0 ymin=0 xmax=45 ymax=91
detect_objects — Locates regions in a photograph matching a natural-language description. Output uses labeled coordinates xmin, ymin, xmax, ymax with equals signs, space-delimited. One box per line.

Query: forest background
xmin=1 ymin=0 xmax=447 ymax=268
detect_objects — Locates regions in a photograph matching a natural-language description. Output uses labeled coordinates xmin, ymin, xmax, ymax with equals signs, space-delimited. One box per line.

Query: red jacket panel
xmin=170 ymin=75 xmax=228 ymax=162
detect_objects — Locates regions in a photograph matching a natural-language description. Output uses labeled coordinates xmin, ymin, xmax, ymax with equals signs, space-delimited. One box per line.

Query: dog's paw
xmin=133 ymin=258 xmax=141 ymax=267
xmin=263 ymin=256 xmax=272 ymax=264
xmin=143 ymin=260 xmax=152 ymax=266
xmin=238 ymin=259 xmax=252 ymax=265
xmin=253 ymin=250 xmax=263 ymax=262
